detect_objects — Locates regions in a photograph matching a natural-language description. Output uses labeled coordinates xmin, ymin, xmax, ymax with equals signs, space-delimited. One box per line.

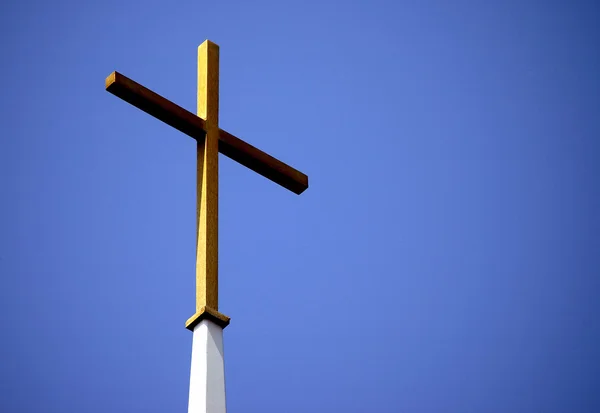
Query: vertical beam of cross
xmin=189 ymin=43 xmax=228 ymax=413
xmin=196 ymin=41 xmax=220 ymax=313
xmin=185 ymin=41 xmax=230 ymax=331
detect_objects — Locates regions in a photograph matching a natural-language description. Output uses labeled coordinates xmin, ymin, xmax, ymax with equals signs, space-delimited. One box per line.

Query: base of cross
xmin=188 ymin=318 xmax=227 ymax=413
xmin=186 ymin=306 xmax=231 ymax=331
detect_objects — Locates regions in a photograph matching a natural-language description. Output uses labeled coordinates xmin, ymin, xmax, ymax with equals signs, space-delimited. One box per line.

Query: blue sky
xmin=1 ymin=1 xmax=599 ymax=412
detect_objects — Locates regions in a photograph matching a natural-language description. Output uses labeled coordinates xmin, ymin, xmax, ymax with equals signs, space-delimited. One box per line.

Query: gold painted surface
xmin=105 ymin=71 xmax=116 ymax=88
xmin=185 ymin=306 xmax=231 ymax=330
xmin=196 ymin=40 xmax=220 ymax=312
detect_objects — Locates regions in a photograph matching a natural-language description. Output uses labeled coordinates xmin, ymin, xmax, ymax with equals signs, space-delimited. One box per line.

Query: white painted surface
xmin=188 ymin=319 xmax=226 ymax=413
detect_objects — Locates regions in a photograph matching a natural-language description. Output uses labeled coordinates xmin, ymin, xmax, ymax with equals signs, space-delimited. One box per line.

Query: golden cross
xmin=105 ymin=40 xmax=308 ymax=331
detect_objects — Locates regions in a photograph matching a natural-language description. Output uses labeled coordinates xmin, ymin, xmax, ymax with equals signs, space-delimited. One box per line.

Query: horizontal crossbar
xmin=105 ymin=71 xmax=308 ymax=195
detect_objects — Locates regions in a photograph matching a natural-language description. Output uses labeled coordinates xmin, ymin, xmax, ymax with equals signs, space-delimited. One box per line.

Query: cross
xmin=105 ymin=40 xmax=308 ymax=331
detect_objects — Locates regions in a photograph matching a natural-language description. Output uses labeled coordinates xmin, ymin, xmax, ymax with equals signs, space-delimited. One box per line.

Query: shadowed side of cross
xmin=105 ymin=40 xmax=308 ymax=331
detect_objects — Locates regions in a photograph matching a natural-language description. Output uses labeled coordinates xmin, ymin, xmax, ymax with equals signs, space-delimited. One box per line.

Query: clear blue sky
xmin=1 ymin=1 xmax=599 ymax=412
